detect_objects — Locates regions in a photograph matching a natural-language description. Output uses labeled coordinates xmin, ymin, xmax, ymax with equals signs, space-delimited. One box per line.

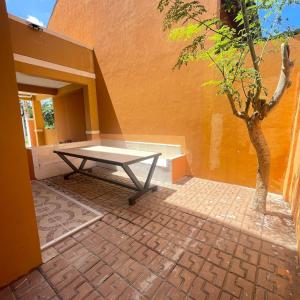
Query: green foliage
xmin=27 ymin=105 xmax=33 ymax=118
xmin=158 ymin=0 xmax=206 ymax=30
xmin=25 ymin=101 xmax=33 ymax=118
xmin=201 ymin=80 xmax=223 ymax=87
xmin=169 ymin=23 xmax=202 ymax=41
xmin=158 ymin=0 xmax=298 ymax=122
xmin=41 ymin=99 xmax=55 ymax=129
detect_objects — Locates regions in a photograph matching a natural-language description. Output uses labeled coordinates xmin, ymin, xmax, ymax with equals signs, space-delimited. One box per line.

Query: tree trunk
xmin=247 ymin=120 xmax=270 ymax=214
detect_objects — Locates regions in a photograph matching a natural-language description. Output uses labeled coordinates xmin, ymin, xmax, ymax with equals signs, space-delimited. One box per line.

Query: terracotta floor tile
xmin=0 ymin=287 xmax=15 ymax=300
xmin=4 ymin=168 xmax=300 ymax=299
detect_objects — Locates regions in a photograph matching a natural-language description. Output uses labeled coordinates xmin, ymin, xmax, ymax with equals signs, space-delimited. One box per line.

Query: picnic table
xmin=54 ymin=145 xmax=161 ymax=205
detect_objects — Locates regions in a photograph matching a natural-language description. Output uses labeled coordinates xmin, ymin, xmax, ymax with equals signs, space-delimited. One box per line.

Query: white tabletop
xmin=55 ymin=145 xmax=159 ymax=164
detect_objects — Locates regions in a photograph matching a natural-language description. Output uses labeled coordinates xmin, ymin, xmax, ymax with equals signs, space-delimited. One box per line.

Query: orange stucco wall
xmin=0 ymin=1 xmax=41 ymax=287
xmin=44 ymin=128 xmax=59 ymax=144
xmin=283 ymin=75 xmax=300 ymax=255
xmin=9 ymin=16 xmax=94 ymax=73
xmin=49 ymin=0 xmax=299 ymax=194
xmin=14 ymin=59 xmax=100 ymax=138
xmin=10 ymin=12 xmax=100 ymax=139
xmin=24 ymin=90 xmax=87 ymax=147
xmin=54 ymin=88 xmax=87 ymax=143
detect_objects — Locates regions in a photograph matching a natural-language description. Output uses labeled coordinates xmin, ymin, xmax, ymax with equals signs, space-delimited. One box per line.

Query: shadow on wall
xmin=93 ymin=53 xmax=122 ymax=134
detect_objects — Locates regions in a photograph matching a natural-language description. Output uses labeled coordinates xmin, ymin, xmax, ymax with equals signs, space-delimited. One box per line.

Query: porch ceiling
xmin=16 ymin=72 xmax=70 ymax=89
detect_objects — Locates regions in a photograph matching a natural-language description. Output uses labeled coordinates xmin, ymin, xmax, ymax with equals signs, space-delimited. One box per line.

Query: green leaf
xmin=202 ymin=80 xmax=223 ymax=87
xmin=169 ymin=23 xmax=203 ymax=41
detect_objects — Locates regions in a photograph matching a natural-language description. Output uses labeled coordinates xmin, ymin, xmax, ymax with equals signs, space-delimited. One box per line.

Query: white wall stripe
xmin=85 ymin=130 xmax=100 ymax=134
xmin=14 ymin=53 xmax=96 ymax=79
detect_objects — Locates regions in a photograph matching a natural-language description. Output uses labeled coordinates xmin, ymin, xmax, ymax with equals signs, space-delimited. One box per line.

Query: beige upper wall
xmin=9 ymin=16 xmax=95 ymax=73
xmin=49 ymin=0 xmax=299 ymax=193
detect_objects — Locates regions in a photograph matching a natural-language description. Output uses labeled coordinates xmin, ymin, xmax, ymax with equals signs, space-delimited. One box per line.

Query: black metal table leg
xmin=55 ymin=152 xmax=161 ymax=205
xmin=58 ymin=154 xmax=87 ymax=179
xmin=122 ymin=164 xmax=143 ymax=190
xmin=64 ymin=159 xmax=87 ymax=179
xmin=144 ymin=155 xmax=159 ymax=189
xmin=123 ymin=154 xmax=160 ymax=205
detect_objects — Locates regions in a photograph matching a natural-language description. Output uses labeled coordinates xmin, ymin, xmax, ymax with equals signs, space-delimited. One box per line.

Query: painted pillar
xmin=32 ymin=97 xmax=46 ymax=145
xmin=27 ymin=118 xmax=37 ymax=146
xmin=0 ymin=1 xmax=41 ymax=287
xmin=83 ymin=80 xmax=100 ymax=140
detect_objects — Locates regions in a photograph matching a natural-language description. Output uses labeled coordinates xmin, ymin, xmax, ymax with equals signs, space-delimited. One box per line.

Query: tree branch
xmin=206 ymin=52 xmax=226 ymax=80
xmin=258 ymin=38 xmax=270 ymax=66
xmin=232 ymin=48 xmax=247 ymax=84
xmin=240 ymin=76 xmax=248 ymax=99
xmin=207 ymin=49 xmax=248 ymax=120
xmin=240 ymin=0 xmax=262 ymax=102
xmin=225 ymin=91 xmax=246 ymax=120
xmin=245 ymin=94 xmax=251 ymax=115
xmin=267 ymin=43 xmax=293 ymax=112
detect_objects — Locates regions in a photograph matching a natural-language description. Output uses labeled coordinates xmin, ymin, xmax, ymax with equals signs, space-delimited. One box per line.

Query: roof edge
xmin=48 ymin=0 xmax=58 ymax=27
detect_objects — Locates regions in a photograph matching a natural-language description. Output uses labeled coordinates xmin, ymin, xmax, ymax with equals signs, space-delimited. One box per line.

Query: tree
xmin=41 ymin=100 xmax=55 ymax=129
xmin=158 ymin=0 xmax=297 ymax=214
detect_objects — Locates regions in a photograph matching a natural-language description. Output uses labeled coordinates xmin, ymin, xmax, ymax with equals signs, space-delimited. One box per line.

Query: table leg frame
xmin=56 ymin=153 xmax=160 ymax=205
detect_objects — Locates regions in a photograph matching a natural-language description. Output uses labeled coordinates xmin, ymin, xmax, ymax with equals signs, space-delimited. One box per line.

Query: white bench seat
xmin=30 ymin=139 xmax=188 ymax=184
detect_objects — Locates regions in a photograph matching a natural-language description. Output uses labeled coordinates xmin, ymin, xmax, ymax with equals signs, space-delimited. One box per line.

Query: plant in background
xmin=158 ymin=0 xmax=298 ymax=214
xmin=41 ymin=99 xmax=55 ymax=129
xmin=24 ymin=101 xmax=33 ymax=118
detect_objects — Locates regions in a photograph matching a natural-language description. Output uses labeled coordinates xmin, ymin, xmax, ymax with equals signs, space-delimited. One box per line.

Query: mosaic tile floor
xmin=32 ymin=181 xmax=102 ymax=248
xmin=1 ymin=167 xmax=300 ymax=299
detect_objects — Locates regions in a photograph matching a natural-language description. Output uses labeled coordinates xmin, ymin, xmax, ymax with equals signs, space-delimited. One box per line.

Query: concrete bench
xmin=29 ymin=139 xmax=188 ymax=183
xmin=31 ymin=140 xmax=100 ymax=180
xmin=99 ymin=139 xmax=188 ymax=184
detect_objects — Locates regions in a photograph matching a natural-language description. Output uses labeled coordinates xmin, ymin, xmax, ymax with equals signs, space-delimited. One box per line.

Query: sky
xmin=5 ymin=0 xmax=56 ymax=27
xmin=5 ymin=0 xmax=300 ymax=31
xmin=259 ymin=3 xmax=300 ymax=35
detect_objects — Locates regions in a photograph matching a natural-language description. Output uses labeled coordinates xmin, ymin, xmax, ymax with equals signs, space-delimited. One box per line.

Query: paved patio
xmin=32 ymin=181 xmax=102 ymax=248
xmin=1 ymin=167 xmax=300 ymax=299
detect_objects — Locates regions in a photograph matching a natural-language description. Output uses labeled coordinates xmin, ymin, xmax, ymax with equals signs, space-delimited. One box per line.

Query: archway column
xmin=32 ymin=97 xmax=46 ymax=146
xmin=84 ymin=80 xmax=100 ymax=140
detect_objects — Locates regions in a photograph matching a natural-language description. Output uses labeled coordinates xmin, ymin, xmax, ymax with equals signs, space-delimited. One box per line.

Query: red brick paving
xmin=1 ymin=169 xmax=300 ymax=299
